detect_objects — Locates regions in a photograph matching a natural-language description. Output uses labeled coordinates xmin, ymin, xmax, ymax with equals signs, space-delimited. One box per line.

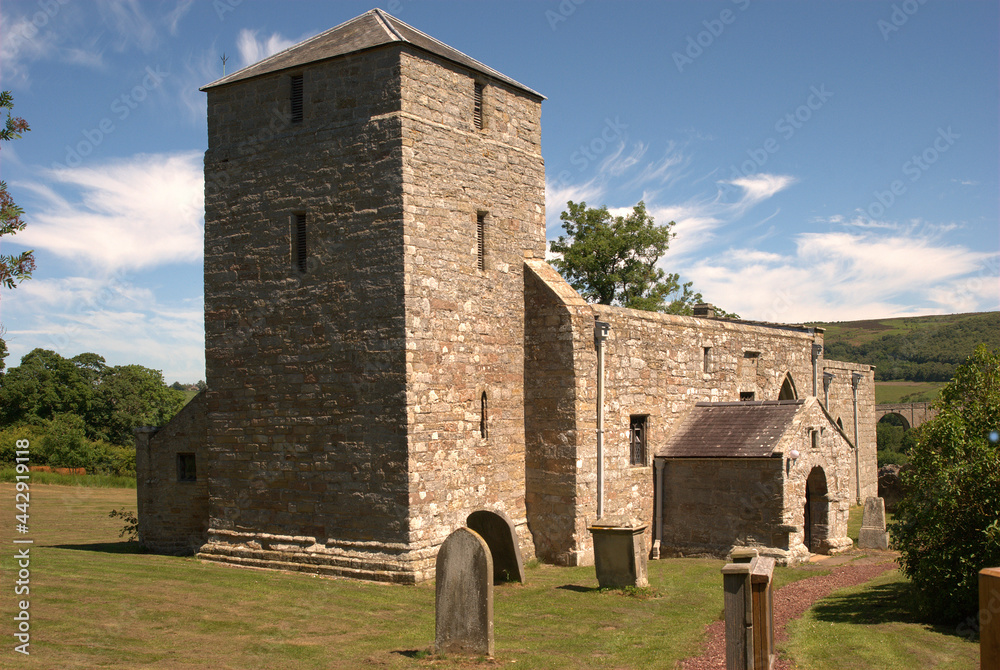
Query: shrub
xmin=877 ymin=449 xmax=910 ymax=468
xmin=891 ymin=345 xmax=1000 ymax=622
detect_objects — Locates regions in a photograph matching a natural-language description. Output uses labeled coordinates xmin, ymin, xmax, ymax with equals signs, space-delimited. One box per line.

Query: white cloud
xmin=15 ymin=152 xmax=204 ymax=271
xmin=725 ymin=174 xmax=797 ymax=209
xmin=3 ymin=275 xmax=204 ymax=383
xmin=237 ymin=29 xmax=296 ymax=67
xmin=680 ymin=231 xmax=999 ymax=322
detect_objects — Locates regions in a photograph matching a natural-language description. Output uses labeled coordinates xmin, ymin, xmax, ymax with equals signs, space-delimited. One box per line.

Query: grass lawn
xmin=875 ymin=381 xmax=947 ymax=404
xmin=782 ymin=569 xmax=980 ymax=669
xmin=0 ymin=484 xmax=981 ymax=668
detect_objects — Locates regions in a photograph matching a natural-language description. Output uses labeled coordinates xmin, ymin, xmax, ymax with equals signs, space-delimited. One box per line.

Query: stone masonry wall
xmin=524 ymin=264 xmax=825 ymax=564
xmin=399 ymin=48 xmax=546 ymax=575
xmin=822 ymin=359 xmax=877 ymax=502
xmin=200 ymin=46 xmax=415 ymax=581
xmin=135 ymin=392 xmax=209 ymax=554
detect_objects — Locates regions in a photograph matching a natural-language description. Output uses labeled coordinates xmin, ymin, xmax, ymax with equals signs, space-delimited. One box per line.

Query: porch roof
xmin=656 ymin=400 xmax=805 ymax=459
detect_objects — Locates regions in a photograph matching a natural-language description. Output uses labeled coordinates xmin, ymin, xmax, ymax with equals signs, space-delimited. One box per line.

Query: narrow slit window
xmin=177 ymin=453 xmax=196 ymax=482
xmin=293 ymin=212 xmax=307 ymax=273
xmin=703 ymin=346 xmax=711 ymax=373
xmin=476 ymin=212 xmax=486 ymax=271
xmin=480 ymin=391 xmax=488 ymax=439
xmin=629 ymin=415 xmax=648 ymax=466
xmin=473 ymin=82 xmax=484 ymax=130
xmin=290 ymin=74 xmax=304 ymax=123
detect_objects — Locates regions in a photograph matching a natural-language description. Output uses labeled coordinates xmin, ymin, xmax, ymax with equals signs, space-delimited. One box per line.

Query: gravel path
xmin=679 ymin=555 xmax=898 ymax=670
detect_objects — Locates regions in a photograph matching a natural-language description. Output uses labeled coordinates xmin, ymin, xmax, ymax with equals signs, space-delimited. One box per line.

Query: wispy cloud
xmin=237 ymin=29 xmax=296 ymax=67
xmin=14 ymin=152 xmax=204 ymax=271
xmin=681 ymin=231 xmax=998 ymax=322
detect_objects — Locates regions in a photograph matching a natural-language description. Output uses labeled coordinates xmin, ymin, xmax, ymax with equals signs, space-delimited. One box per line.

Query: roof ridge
xmin=370 ymin=8 xmax=405 ymax=42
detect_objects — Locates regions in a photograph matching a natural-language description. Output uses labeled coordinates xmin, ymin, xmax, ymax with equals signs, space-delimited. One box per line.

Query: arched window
xmin=480 ymin=391 xmax=488 ymax=439
xmin=779 ymin=373 xmax=797 ymax=400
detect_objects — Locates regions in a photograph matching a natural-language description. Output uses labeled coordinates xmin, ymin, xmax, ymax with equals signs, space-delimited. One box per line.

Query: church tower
xmin=197 ymin=9 xmax=545 ymax=582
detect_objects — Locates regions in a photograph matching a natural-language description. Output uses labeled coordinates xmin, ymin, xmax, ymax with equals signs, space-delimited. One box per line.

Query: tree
xmin=93 ymin=364 xmax=186 ymax=445
xmin=549 ymin=201 xmax=735 ymax=316
xmin=891 ymin=344 xmax=1000 ymax=622
xmin=0 ymin=91 xmax=34 ymax=291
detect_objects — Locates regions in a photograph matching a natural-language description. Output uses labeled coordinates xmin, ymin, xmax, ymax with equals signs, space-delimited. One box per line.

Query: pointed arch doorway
xmin=804 ymin=466 xmax=830 ymax=553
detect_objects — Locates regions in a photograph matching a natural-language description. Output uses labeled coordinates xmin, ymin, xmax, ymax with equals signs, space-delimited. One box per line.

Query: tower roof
xmin=201 ymin=8 xmax=543 ymax=99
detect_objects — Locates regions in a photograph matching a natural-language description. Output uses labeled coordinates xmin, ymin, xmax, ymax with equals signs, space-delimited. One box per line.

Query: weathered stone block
xmin=588 ymin=517 xmax=648 ymax=589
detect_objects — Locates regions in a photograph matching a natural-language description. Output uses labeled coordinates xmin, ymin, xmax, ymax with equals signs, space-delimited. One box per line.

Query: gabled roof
xmin=656 ymin=400 xmax=806 ymax=459
xmin=201 ymin=8 xmax=543 ymax=99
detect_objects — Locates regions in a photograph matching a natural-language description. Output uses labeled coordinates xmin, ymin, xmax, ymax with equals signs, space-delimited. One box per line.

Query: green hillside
xmin=811 ymin=311 xmax=1000 ymax=382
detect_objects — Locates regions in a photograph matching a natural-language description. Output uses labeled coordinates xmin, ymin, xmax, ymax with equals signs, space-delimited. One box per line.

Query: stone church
xmin=135 ymin=9 xmax=877 ymax=583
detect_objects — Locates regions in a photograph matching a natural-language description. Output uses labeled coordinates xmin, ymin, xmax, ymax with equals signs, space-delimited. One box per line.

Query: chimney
xmin=693 ymin=303 xmax=715 ymax=318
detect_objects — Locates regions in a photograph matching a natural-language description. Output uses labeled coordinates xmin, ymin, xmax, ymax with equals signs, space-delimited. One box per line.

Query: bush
xmin=39 ymin=413 xmax=93 ymax=469
xmin=0 ymin=424 xmax=47 ymax=464
xmin=891 ymin=344 xmax=1000 ymax=622
xmin=877 ymin=449 xmax=910 ymax=468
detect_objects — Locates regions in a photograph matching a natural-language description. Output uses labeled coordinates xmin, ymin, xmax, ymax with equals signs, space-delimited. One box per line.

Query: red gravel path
xmin=679 ymin=556 xmax=898 ymax=670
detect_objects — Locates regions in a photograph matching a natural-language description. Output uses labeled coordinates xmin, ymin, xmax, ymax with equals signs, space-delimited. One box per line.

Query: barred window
xmin=629 ymin=415 xmax=648 ymax=466
xmin=290 ymin=74 xmax=303 ymax=123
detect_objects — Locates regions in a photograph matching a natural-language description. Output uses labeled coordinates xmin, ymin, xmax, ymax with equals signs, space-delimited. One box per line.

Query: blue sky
xmin=1 ymin=0 xmax=997 ymax=383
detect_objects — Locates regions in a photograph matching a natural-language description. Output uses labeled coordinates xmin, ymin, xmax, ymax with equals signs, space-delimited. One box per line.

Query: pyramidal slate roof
xmin=656 ymin=400 xmax=807 ymax=459
xmin=201 ymin=8 xmax=543 ymax=98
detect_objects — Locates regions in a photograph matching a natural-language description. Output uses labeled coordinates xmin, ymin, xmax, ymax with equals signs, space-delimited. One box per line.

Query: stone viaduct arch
xmin=875 ymin=402 xmax=938 ymax=430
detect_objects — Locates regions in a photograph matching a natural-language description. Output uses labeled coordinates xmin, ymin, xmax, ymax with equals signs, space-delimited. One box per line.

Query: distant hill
xmin=811 ymin=312 xmax=1000 ymax=382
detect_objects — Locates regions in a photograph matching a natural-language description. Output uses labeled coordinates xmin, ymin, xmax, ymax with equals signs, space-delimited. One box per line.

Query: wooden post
xmin=751 ymin=557 xmax=775 ymax=670
xmin=982 ymin=567 xmax=1000 ymax=670
xmin=722 ymin=562 xmax=752 ymax=670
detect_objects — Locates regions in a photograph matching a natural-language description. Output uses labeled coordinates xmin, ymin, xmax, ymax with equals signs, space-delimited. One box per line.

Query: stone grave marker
xmin=467 ymin=510 xmax=525 ymax=584
xmin=435 ymin=527 xmax=494 ymax=656
xmin=858 ymin=496 xmax=889 ymax=550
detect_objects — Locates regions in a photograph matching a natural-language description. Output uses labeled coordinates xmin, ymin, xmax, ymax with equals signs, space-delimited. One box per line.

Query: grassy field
xmin=875 ymin=381 xmax=947 ymax=404
xmin=0 ymin=484 xmax=980 ymax=668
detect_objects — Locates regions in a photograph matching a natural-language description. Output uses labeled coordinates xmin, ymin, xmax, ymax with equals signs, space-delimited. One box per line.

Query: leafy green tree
xmin=0 ymin=337 xmax=7 ymax=376
xmin=892 ymin=344 xmax=1000 ymax=622
xmin=550 ymin=201 xmax=733 ymax=315
xmin=94 ymin=364 xmax=185 ymax=445
xmin=39 ymin=413 xmax=93 ymax=469
xmin=1 ymin=91 xmax=34 ymax=291
xmin=0 ymin=349 xmax=99 ymax=428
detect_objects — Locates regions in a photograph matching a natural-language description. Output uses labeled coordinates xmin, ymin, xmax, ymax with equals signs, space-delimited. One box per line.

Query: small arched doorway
xmin=779 ymin=373 xmax=797 ymax=400
xmin=804 ymin=467 xmax=830 ymax=553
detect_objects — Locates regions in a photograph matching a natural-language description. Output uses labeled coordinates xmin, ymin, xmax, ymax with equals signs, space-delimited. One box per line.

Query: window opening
xmin=473 ymin=82 xmax=484 ymax=129
xmin=477 ymin=212 xmax=486 ymax=271
xmin=703 ymin=346 xmax=711 ymax=373
xmin=740 ymin=391 xmax=756 ymax=401
xmin=480 ymin=391 xmax=488 ymax=439
xmin=629 ymin=415 xmax=648 ymax=466
xmin=810 ymin=429 xmax=820 ymax=449
xmin=177 ymin=453 xmax=196 ymax=482
xmin=293 ymin=212 xmax=307 ymax=273
xmin=290 ymin=74 xmax=303 ymax=123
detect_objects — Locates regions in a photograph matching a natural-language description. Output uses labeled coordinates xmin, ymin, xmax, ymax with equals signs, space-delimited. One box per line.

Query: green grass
xmin=0 ymin=484 xmax=979 ymax=669
xmin=782 ymin=569 xmax=980 ymax=669
xmin=0 ymin=467 xmax=136 ymax=488
xmin=875 ymin=381 xmax=947 ymax=404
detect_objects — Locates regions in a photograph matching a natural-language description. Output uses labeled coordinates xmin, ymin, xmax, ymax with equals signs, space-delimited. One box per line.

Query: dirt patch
xmin=679 ymin=555 xmax=897 ymax=670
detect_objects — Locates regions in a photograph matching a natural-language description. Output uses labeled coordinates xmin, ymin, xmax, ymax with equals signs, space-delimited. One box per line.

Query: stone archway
xmin=878 ymin=412 xmax=911 ymax=431
xmin=779 ymin=373 xmax=797 ymax=400
xmin=804 ymin=466 xmax=830 ymax=554
xmin=466 ymin=510 xmax=525 ymax=584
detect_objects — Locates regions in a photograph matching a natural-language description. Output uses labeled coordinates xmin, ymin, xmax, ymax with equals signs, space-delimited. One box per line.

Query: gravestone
xmin=587 ymin=516 xmax=648 ymax=589
xmin=435 ymin=527 xmax=494 ymax=656
xmin=466 ymin=510 xmax=525 ymax=584
xmin=858 ymin=496 xmax=889 ymax=550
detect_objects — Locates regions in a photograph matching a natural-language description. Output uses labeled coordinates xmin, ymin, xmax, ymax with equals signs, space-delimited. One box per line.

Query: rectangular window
xmin=810 ymin=429 xmax=820 ymax=449
xmin=473 ymin=81 xmax=484 ymax=130
xmin=629 ymin=415 xmax=648 ymax=466
xmin=177 ymin=453 xmax=196 ymax=482
xmin=293 ymin=212 xmax=307 ymax=273
xmin=703 ymin=346 xmax=712 ymax=373
xmin=290 ymin=74 xmax=304 ymax=123
xmin=740 ymin=391 xmax=756 ymax=401
xmin=477 ymin=212 xmax=486 ymax=271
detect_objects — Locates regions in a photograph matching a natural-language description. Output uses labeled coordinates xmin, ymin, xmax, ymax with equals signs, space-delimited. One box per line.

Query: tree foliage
xmin=891 ymin=344 xmax=1000 ymax=622
xmin=549 ymin=201 xmax=734 ymax=316
xmin=0 ymin=90 xmax=35 ymax=291
xmin=0 ymin=348 xmax=185 ymax=447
